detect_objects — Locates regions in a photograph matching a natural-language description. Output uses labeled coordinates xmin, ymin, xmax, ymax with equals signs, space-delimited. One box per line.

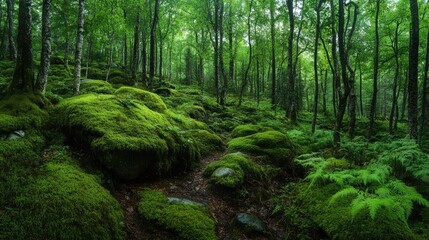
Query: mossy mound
xmin=80 ymin=80 xmax=115 ymax=94
xmin=138 ymin=188 xmax=217 ymax=240
xmin=204 ymin=153 xmax=271 ymax=188
xmin=178 ymin=103 xmax=208 ymax=122
xmin=4 ymin=162 xmax=125 ymax=239
xmin=54 ymin=87 xmax=203 ymax=179
xmin=298 ymin=183 xmax=417 ymax=240
xmin=231 ymin=125 xmax=274 ymax=138
xmin=228 ymin=131 xmax=299 ymax=167
xmin=186 ymin=129 xmax=224 ymax=156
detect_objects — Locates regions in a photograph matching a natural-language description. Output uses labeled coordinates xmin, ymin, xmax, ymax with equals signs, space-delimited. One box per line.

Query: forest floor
xmin=115 ymin=151 xmax=287 ymax=240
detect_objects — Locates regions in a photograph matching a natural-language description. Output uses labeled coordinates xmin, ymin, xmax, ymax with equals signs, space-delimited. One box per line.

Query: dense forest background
xmin=1 ymin=0 xmax=429 ymax=239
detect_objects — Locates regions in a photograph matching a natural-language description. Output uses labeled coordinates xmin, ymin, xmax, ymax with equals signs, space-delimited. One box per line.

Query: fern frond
xmin=328 ymin=187 xmax=359 ymax=205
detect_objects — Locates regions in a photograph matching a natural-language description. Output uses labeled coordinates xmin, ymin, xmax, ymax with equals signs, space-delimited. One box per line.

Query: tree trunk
xmin=6 ymin=0 xmax=17 ymax=62
xmin=311 ymin=0 xmax=323 ymax=133
xmin=389 ymin=21 xmax=401 ymax=134
xmin=149 ymin=0 xmax=160 ymax=90
xmin=131 ymin=13 xmax=140 ymax=81
xmin=141 ymin=32 xmax=147 ymax=83
xmin=9 ymin=0 xmax=33 ymax=93
xmin=36 ymin=0 xmax=51 ymax=93
xmin=73 ymin=0 xmax=85 ymax=95
xmin=323 ymin=69 xmax=328 ymax=116
xmin=228 ymin=3 xmax=234 ymax=101
xmin=219 ymin=0 xmax=228 ymax=106
xmin=285 ymin=0 xmax=296 ymax=122
xmin=401 ymin=70 xmax=408 ymax=120
xmin=369 ymin=0 xmax=380 ymax=137
xmin=420 ymin=30 xmax=429 ymax=139
xmin=238 ymin=0 xmax=253 ymax=107
xmin=270 ymin=0 xmax=276 ymax=107
xmin=331 ymin=0 xmax=340 ymax=120
xmin=359 ymin=62 xmax=363 ymax=117
xmin=408 ymin=0 xmax=419 ymax=139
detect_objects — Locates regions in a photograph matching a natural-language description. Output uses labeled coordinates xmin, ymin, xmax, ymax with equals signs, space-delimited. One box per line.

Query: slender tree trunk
xmin=141 ymin=32 xmax=147 ymax=83
xmin=228 ymin=4 xmax=234 ymax=102
xmin=9 ymin=0 xmax=33 ymax=93
xmin=6 ymin=0 xmax=16 ymax=62
xmin=270 ymin=0 xmax=276 ymax=107
xmin=359 ymin=62 xmax=363 ymax=117
xmin=285 ymin=0 xmax=296 ymax=122
xmin=238 ymin=0 xmax=253 ymax=107
xmin=369 ymin=0 xmax=380 ymax=137
xmin=36 ymin=0 xmax=51 ymax=93
xmin=408 ymin=0 xmax=419 ymax=139
xmin=323 ymin=69 xmax=328 ymax=116
xmin=219 ymin=0 xmax=228 ymax=106
xmin=389 ymin=21 xmax=401 ymax=134
xmin=213 ymin=0 xmax=220 ymax=103
xmin=131 ymin=13 xmax=140 ymax=81
xmin=401 ymin=70 xmax=408 ymax=120
xmin=331 ymin=0 xmax=340 ymax=119
xmin=311 ymin=0 xmax=323 ymax=133
xmin=346 ymin=2 xmax=358 ymax=139
xmin=149 ymin=0 xmax=160 ymax=90
xmin=73 ymin=0 xmax=85 ymax=95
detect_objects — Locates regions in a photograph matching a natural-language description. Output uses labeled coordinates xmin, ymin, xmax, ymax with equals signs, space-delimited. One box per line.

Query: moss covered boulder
xmin=231 ymin=125 xmax=273 ymax=138
xmin=54 ymin=87 xmax=205 ymax=180
xmin=186 ymin=129 xmax=224 ymax=156
xmin=4 ymin=162 xmax=125 ymax=239
xmin=80 ymin=80 xmax=115 ymax=94
xmin=204 ymin=153 xmax=271 ymax=188
xmin=228 ymin=131 xmax=299 ymax=168
xmin=138 ymin=188 xmax=217 ymax=240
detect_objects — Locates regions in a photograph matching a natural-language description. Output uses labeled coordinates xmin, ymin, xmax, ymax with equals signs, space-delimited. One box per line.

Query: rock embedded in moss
xmin=233 ymin=213 xmax=267 ymax=234
xmin=228 ymin=131 xmax=299 ymax=168
xmin=54 ymin=88 xmax=205 ymax=180
xmin=138 ymin=188 xmax=217 ymax=240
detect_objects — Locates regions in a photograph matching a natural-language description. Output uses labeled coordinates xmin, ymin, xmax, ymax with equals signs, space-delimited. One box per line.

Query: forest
xmin=0 ymin=0 xmax=429 ymax=239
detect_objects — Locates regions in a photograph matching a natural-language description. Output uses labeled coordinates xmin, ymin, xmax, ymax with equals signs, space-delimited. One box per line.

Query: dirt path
xmin=115 ymin=152 xmax=286 ymax=239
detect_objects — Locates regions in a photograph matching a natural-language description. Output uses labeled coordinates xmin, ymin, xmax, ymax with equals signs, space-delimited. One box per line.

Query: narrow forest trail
xmin=115 ymin=152 xmax=287 ymax=240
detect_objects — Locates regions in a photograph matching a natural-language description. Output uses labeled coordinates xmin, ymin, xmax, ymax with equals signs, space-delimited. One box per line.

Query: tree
xmin=37 ymin=0 xmax=51 ymax=94
xmin=408 ymin=0 xmax=419 ymax=139
xmin=131 ymin=13 xmax=141 ymax=80
xmin=73 ymin=0 xmax=85 ymax=95
xmin=285 ymin=0 xmax=296 ymax=122
xmin=6 ymin=0 xmax=17 ymax=62
xmin=9 ymin=0 xmax=33 ymax=93
xmin=149 ymin=0 xmax=160 ymax=90
xmin=369 ymin=0 xmax=380 ymax=137
xmin=269 ymin=0 xmax=276 ymax=107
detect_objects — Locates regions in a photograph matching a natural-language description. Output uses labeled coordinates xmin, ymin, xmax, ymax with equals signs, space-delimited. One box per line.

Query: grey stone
xmin=167 ymin=197 xmax=208 ymax=207
xmin=7 ymin=130 xmax=25 ymax=140
xmin=233 ymin=213 xmax=267 ymax=234
xmin=212 ymin=167 xmax=235 ymax=178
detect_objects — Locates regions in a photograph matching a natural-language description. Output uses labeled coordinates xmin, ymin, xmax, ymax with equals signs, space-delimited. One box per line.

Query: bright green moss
xmin=5 ymin=162 xmax=125 ymax=240
xmin=298 ymin=183 xmax=417 ymax=240
xmin=80 ymin=80 xmax=115 ymax=94
xmin=230 ymin=124 xmax=273 ymax=138
xmin=138 ymin=188 xmax=217 ymax=240
xmin=54 ymin=91 xmax=201 ymax=179
xmin=115 ymin=86 xmax=167 ymax=113
xmin=187 ymin=129 xmax=224 ymax=156
xmin=177 ymin=103 xmax=207 ymax=121
xmin=228 ymin=131 xmax=299 ymax=167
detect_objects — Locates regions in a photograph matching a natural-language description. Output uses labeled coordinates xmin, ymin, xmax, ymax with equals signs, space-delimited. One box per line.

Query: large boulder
xmin=53 ymin=87 xmax=208 ymax=180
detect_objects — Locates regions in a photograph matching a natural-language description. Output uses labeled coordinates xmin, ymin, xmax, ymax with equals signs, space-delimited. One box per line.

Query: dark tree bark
xmin=219 ymin=0 xmax=228 ymax=106
xmin=6 ymin=0 xmax=16 ymax=62
xmin=36 ymin=0 xmax=51 ymax=93
xmin=285 ymin=0 xmax=296 ymax=122
xmin=359 ymin=62 xmax=363 ymax=116
xmin=73 ymin=0 xmax=85 ymax=95
xmin=213 ymin=0 xmax=220 ymax=103
xmin=346 ymin=2 xmax=358 ymax=139
xmin=408 ymin=0 xmax=419 ymax=139
xmin=333 ymin=0 xmax=351 ymax=145
xmin=401 ymin=70 xmax=408 ymax=120
xmin=131 ymin=13 xmax=141 ymax=81
xmin=330 ymin=0 xmax=340 ymax=119
xmin=228 ymin=3 xmax=234 ymax=101
xmin=9 ymin=0 xmax=33 ymax=93
xmin=311 ymin=0 xmax=323 ymax=133
xmin=420 ymin=30 xmax=429 ymax=139
xmin=369 ymin=0 xmax=380 ymax=137
xmin=389 ymin=21 xmax=401 ymax=134
xmin=270 ymin=0 xmax=276 ymax=107
xmin=322 ymin=69 xmax=328 ymax=116
xmin=149 ymin=0 xmax=160 ymax=91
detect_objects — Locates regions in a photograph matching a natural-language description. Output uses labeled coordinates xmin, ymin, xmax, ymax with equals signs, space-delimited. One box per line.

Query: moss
xmin=287 ymin=129 xmax=333 ymax=152
xmin=48 ymin=64 xmax=71 ymax=77
xmin=53 ymin=91 xmax=202 ymax=180
xmin=231 ymin=124 xmax=274 ymax=138
xmin=138 ymin=188 xmax=217 ymax=240
xmin=155 ymin=87 xmax=173 ymax=97
xmin=186 ymin=130 xmax=224 ymax=156
xmin=178 ymin=103 xmax=208 ymax=122
xmin=114 ymin=86 xmax=167 ymax=113
xmin=80 ymin=80 xmax=115 ymax=94
xmin=4 ymin=162 xmax=125 ymax=240
xmin=109 ymin=76 xmax=134 ymax=86
xmin=83 ymin=67 xmax=106 ymax=80
xmin=50 ymin=56 xmax=65 ymax=65
xmin=298 ymin=183 xmax=417 ymax=240
xmin=228 ymin=131 xmax=299 ymax=167
xmin=1 ymin=67 xmax=15 ymax=77
xmin=204 ymin=153 xmax=271 ymax=188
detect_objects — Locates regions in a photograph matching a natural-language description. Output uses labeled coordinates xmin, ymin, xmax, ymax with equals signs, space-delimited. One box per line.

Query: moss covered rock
xmin=186 ymin=129 xmax=224 ymax=156
xmin=80 ymin=80 xmax=115 ymax=94
xmin=231 ymin=125 xmax=274 ymax=138
xmin=5 ymin=162 xmax=125 ymax=239
xmin=54 ymin=87 xmax=204 ymax=180
xmin=204 ymin=153 xmax=270 ymax=188
xmin=138 ymin=188 xmax=217 ymax=240
xmin=228 ymin=131 xmax=299 ymax=167
xmin=298 ymin=183 xmax=417 ymax=240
